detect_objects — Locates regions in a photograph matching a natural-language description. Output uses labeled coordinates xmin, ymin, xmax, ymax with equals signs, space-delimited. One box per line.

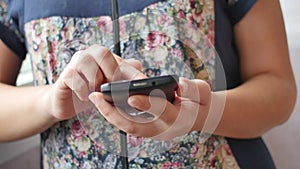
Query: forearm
xmin=0 ymin=84 xmax=58 ymax=142
xmin=209 ymin=0 xmax=298 ymax=139
xmin=207 ymin=73 xmax=296 ymax=138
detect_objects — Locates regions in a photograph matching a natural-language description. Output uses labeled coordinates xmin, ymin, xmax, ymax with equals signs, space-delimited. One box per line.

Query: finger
xmin=111 ymin=55 xmax=145 ymax=80
xmin=128 ymin=95 xmax=176 ymax=124
xmin=89 ymin=92 xmax=159 ymax=137
xmin=128 ymin=94 xmax=199 ymax=140
xmin=118 ymin=60 xmax=146 ymax=80
xmin=89 ymin=92 xmax=141 ymax=133
xmin=177 ymin=77 xmax=211 ymax=105
xmin=110 ymin=54 xmax=142 ymax=70
xmin=84 ymin=45 xmax=146 ymax=82
xmin=151 ymin=100 xmax=200 ymax=140
xmin=64 ymin=70 xmax=90 ymax=101
xmin=74 ymin=51 xmax=104 ymax=92
xmin=83 ymin=45 xmax=121 ymax=82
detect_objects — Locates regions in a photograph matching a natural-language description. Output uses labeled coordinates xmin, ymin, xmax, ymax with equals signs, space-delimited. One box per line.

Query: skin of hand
xmin=89 ymin=77 xmax=212 ymax=140
xmin=45 ymin=44 xmax=146 ymax=122
xmin=0 ymin=43 xmax=145 ymax=142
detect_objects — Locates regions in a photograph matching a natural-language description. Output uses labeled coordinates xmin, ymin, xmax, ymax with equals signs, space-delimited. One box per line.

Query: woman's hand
xmin=45 ymin=44 xmax=145 ymax=121
xmin=89 ymin=77 xmax=212 ymax=140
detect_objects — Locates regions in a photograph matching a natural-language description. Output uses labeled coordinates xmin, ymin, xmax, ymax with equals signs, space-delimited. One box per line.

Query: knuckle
xmin=73 ymin=83 xmax=86 ymax=94
xmin=196 ymin=80 xmax=212 ymax=103
xmin=80 ymin=54 xmax=94 ymax=65
xmin=91 ymin=45 xmax=111 ymax=57
xmin=99 ymin=48 xmax=113 ymax=60
xmin=200 ymin=80 xmax=211 ymax=95
xmin=87 ymin=45 xmax=112 ymax=62
xmin=75 ymin=54 xmax=93 ymax=72
xmin=72 ymin=77 xmax=87 ymax=92
xmin=63 ymin=67 xmax=75 ymax=79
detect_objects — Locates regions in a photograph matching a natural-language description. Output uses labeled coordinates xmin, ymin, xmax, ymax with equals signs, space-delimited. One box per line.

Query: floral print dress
xmin=2 ymin=0 xmax=242 ymax=168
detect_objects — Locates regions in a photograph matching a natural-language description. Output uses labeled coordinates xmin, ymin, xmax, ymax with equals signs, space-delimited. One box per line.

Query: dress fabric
xmin=0 ymin=0 xmax=276 ymax=169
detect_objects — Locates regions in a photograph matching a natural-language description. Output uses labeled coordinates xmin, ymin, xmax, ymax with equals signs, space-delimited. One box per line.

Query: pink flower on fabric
xmin=97 ymin=17 xmax=112 ymax=33
xmin=178 ymin=10 xmax=185 ymax=19
xmin=186 ymin=13 xmax=194 ymax=23
xmin=32 ymin=21 xmax=41 ymax=37
xmin=119 ymin=18 xmax=127 ymax=39
xmin=206 ymin=29 xmax=215 ymax=48
xmin=171 ymin=47 xmax=182 ymax=58
xmin=49 ymin=54 xmax=57 ymax=72
xmin=155 ymin=14 xmax=172 ymax=27
xmin=209 ymin=154 xmax=217 ymax=167
xmin=190 ymin=0 xmax=196 ymax=9
xmin=191 ymin=144 xmax=199 ymax=157
xmin=78 ymin=151 xmax=87 ymax=158
xmin=71 ymin=120 xmax=86 ymax=139
xmin=162 ymin=161 xmax=172 ymax=169
xmin=146 ymin=31 xmax=165 ymax=50
xmin=171 ymin=162 xmax=181 ymax=168
xmin=191 ymin=1 xmax=204 ymax=23
xmin=128 ymin=135 xmax=144 ymax=147
xmin=49 ymin=41 xmax=58 ymax=71
xmin=223 ymin=144 xmax=233 ymax=155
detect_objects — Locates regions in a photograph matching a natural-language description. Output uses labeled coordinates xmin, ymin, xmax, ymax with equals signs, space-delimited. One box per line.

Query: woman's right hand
xmin=45 ymin=45 xmax=145 ymax=121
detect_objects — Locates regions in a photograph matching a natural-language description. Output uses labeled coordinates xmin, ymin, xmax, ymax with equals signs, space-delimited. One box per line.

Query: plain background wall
xmin=0 ymin=136 xmax=39 ymax=164
xmin=0 ymin=0 xmax=299 ymax=168
xmin=263 ymin=0 xmax=300 ymax=168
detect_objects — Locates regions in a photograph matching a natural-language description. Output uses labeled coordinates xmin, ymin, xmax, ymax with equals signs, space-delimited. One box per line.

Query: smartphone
xmin=100 ymin=74 xmax=179 ymax=116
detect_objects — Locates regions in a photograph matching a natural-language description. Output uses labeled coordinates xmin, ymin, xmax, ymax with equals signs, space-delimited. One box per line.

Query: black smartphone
xmin=100 ymin=74 xmax=179 ymax=116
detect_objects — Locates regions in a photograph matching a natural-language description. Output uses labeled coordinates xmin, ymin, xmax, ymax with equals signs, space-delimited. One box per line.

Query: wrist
xmin=194 ymin=91 xmax=226 ymax=134
xmin=38 ymin=85 xmax=61 ymax=124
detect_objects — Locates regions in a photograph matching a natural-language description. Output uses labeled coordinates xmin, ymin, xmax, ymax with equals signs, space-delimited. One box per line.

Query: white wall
xmin=263 ymin=1 xmax=300 ymax=169
xmin=0 ymin=136 xmax=39 ymax=164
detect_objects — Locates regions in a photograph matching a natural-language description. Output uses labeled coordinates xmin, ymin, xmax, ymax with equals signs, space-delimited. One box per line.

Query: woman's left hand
xmin=89 ymin=77 xmax=212 ymax=140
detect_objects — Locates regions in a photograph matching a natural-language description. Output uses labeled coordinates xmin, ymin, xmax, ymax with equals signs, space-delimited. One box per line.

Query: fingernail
xmin=128 ymin=96 xmax=140 ymax=107
xmin=88 ymin=93 xmax=96 ymax=104
xmin=179 ymin=78 xmax=188 ymax=94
